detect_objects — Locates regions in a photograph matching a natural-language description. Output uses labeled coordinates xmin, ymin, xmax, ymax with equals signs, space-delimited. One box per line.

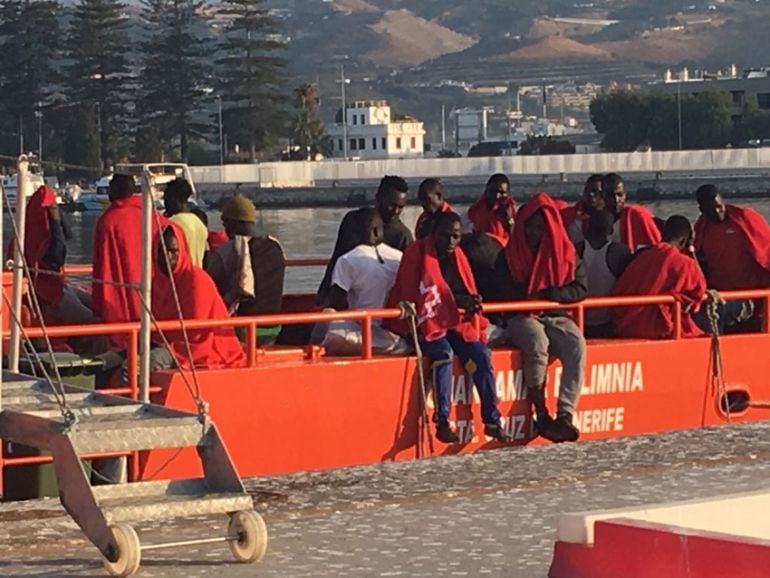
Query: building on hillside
xmin=327 ymin=100 xmax=425 ymax=160
xmin=649 ymin=65 xmax=770 ymax=121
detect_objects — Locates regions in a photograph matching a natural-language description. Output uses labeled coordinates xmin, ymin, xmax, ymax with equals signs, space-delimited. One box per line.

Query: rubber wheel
xmin=228 ymin=510 xmax=268 ymax=563
xmin=102 ymin=523 xmax=141 ymax=577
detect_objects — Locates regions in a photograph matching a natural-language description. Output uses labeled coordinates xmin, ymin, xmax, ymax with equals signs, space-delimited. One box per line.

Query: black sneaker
xmin=546 ymin=413 xmax=580 ymax=443
xmin=436 ymin=423 xmax=460 ymax=444
xmin=484 ymin=423 xmax=513 ymax=443
xmin=533 ymin=413 xmax=553 ymax=436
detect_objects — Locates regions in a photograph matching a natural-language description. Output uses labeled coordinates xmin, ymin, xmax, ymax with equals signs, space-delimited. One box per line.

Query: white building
xmin=328 ymin=100 xmax=425 ymax=159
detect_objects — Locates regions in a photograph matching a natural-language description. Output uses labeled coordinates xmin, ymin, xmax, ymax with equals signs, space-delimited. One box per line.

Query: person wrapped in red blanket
xmin=694 ymin=184 xmax=770 ymax=291
xmin=92 ymin=175 xmax=169 ymax=350
xmin=602 ymin=173 xmax=662 ymax=252
xmin=612 ymin=216 xmax=707 ymax=339
xmin=465 ymin=173 xmax=516 ymax=246
xmin=561 ymin=174 xmax=605 ymax=244
xmin=491 ymin=192 xmax=587 ymax=443
xmin=151 ymin=225 xmax=245 ymax=370
xmin=385 ymin=211 xmax=510 ymax=445
xmin=414 ymin=178 xmax=454 ymax=240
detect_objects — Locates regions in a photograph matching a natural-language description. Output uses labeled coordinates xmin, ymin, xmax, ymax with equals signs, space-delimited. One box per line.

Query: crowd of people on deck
xmin=10 ymin=170 xmax=770 ymax=446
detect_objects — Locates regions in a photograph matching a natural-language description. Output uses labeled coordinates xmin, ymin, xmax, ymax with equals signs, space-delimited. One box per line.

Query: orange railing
xmin=3 ymin=259 xmax=770 ymax=497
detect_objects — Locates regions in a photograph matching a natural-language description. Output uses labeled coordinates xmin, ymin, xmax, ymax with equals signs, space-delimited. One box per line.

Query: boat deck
xmin=1 ymin=420 xmax=769 ymax=576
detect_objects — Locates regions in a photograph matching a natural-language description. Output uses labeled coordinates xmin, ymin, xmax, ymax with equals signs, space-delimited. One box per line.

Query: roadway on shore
xmin=1 ymin=421 xmax=769 ymax=576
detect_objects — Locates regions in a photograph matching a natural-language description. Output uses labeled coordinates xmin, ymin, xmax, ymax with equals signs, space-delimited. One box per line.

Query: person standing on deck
xmin=320 ymin=208 xmax=409 ymax=355
xmin=602 ymin=173 xmax=661 ymax=252
xmin=464 ymin=173 xmax=516 ymax=245
xmin=561 ymin=174 xmax=605 ymax=245
xmin=7 ymin=185 xmax=94 ymax=326
xmin=164 ymin=178 xmax=208 ymax=267
xmin=415 ymin=178 xmax=453 ymax=240
xmin=205 ymin=195 xmax=285 ymax=346
xmin=151 ymin=225 xmax=245 ymax=369
xmin=385 ymin=211 xmax=511 ymax=445
xmin=490 ymin=192 xmax=587 ymax=444
xmin=92 ymin=174 xmax=169 ymax=350
xmin=694 ymin=184 xmax=770 ymax=291
xmin=316 ymin=175 xmax=413 ymax=305
xmin=577 ymin=210 xmax=632 ymax=338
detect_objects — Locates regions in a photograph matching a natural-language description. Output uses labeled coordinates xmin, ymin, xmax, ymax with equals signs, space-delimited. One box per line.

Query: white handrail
xmin=8 ymin=155 xmax=29 ymax=372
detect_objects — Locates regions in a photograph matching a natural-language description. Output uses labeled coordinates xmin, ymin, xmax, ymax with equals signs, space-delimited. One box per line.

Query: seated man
xmin=7 ymin=185 xmax=94 ymax=326
xmin=321 ymin=208 xmax=410 ymax=355
xmin=491 ymin=193 xmax=587 ymax=443
xmin=613 ymin=216 xmax=749 ymax=339
xmin=206 ymin=195 xmax=285 ymax=345
xmin=577 ymin=210 xmax=632 ymax=337
xmin=694 ymin=184 xmax=770 ymax=291
xmin=561 ymin=174 xmax=605 ymax=245
xmin=317 ymin=175 xmax=413 ymax=305
xmin=602 ymin=173 xmax=661 ymax=252
xmin=465 ymin=173 xmax=516 ymax=245
xmin=164 ymin=178 xmax=208 ymax=267
xmin=152 ymin=225 xmax=245 ymax=369
xmin=415 ymin=178 xmax=453 ymax=240
xmin=386 ymin=211 xmax=510 ymax=444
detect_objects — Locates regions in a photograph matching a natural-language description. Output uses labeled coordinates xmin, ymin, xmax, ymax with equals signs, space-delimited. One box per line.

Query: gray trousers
xmin=489 ymin=315 xmax=585 ymax=416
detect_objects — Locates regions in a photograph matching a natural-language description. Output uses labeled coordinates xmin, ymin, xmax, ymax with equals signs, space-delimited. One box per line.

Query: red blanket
xmin=414 ymin=200 xmax=453 ymax=237
xmin=506 ymin=192 xmax=576 ymax=295
xmin=467 ymin=194 xmax=516 ymax=246
xmin=207 ymin=230 xmax=229 ymax=254
xmin=612 ymin=243 xmax=706 ymax=338
xmin=92 ymin=196 xmax=169 ymax=349
xmin=7 ymin=186 xmax=64 ymax=305
xmin=152 ymin=226 xmax=245 ymax=369
xmin=694 ymin=205 xmax=770 ymax=274
xmin=385 ymin=237 xmax=487 ymax=343
xmin=620 ymin=204 xmax=661 ymax=252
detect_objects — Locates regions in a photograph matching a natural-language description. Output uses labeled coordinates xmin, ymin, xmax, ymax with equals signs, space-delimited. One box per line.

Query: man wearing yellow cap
xmin=205 ymin=195 xmax=286 ymax=345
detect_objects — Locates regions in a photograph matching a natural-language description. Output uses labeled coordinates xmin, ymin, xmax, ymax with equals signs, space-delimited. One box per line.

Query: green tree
xmin=590 ymin=89 xmax=646 ymax=151
xmin=293 ymin=83 xmax=325 ymax=159
xmin=138 ymin=0 xmax=211 ymax=161
xmin=518 ymin=135 xmax=575 ymax=156
xmin=217 ymin=0 xmax=287 ymax=161
xmin=66 ymin=0 xmax=133 ymax=168
xmin=62 ymin=103 xmax=102 ymax=179
xmin=0 ymin=0 xmax=60 ymax=157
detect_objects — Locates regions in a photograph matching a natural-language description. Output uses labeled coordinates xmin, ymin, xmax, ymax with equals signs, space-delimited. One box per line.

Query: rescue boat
xmin=2 ymin=260 xmax=769 ymax=490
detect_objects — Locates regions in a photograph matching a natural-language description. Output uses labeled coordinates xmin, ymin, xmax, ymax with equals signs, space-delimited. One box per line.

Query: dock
xmin=1 ymin=420 xmax=769 ymax=576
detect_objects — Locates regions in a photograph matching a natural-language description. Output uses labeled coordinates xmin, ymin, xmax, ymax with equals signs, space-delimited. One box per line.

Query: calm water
xmin=6 ymin=199 xmax=770 ymax=292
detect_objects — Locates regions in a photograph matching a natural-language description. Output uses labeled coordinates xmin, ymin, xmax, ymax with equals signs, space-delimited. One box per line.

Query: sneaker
xmin=436 ymin=423 xmax=460 ymax=444
xmin=484 ymin=423 xmax=513 ymax=443
xmin=546 ymin=413 xmax=580 ymax=443
xmin=533 ymin=413 xmax=553 ymax=436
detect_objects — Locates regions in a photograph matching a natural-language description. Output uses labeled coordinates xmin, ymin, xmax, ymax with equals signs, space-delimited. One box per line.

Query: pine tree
xmin=293 ymin=84 xmax=325 ymax=160
xmin=66 ymin=0 xmax=133 ymax=168
xmin=0 ymin=0 xmax=60 ymax=157
xmin=217 ymin=0 xmax=287 ymax=161
xmin=138 ymin=0 xmax=211 ymax=161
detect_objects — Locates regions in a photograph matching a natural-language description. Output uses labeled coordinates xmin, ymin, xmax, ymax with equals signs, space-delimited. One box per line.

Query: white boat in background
xmin=2 ymin=169 xmax=46 ymax=207
xmin=115 ymin=163 xmax=198 ymax=205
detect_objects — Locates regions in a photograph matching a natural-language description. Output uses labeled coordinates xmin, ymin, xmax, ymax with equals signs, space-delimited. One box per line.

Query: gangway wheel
xmin=103 ymin=523 xmax=141 ymax=577
xmin=228 ymin=509 xmax=269 ymax=563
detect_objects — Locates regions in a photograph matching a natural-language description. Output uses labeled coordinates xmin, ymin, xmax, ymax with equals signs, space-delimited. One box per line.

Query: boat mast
xmin=8 ymin=155 xmax=29 ymax=372
xmin=139 ymin=171 xmax=152 ymax=403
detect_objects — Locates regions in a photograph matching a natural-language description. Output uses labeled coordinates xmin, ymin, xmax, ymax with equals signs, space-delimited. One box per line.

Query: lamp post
xmin=95 ymin=101 xmax=103 ymax=171
xmin=34 ymin=103 xmax=43 ymax=162
xmin=337 ymin=65 xmax=350 ymax=159
xmin=677 ymin=82 xmax=683 ymax=151
xmin=217 ymin=96 xmax=224 ymax=169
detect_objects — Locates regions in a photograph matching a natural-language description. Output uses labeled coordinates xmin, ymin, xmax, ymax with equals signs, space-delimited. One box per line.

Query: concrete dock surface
xmin=1 ymin=420 xmax=769 ymax=577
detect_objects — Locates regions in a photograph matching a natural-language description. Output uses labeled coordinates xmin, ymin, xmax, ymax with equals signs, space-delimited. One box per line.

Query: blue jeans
xmin=421 ymin=331 xmax=501 ymax=428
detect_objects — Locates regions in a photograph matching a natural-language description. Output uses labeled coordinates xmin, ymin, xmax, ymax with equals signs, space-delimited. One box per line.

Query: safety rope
xmin=2 ymin=191 xmax=77 ymax=431
xmin=399 ymin=301 xmax=434 ymax=457
xmin=706 ymin=292 xmax=731 ymax=423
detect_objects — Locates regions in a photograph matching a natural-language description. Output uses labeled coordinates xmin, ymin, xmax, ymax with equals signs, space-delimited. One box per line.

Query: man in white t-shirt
xmin=321 ymin=208 xmax=410 ymax=355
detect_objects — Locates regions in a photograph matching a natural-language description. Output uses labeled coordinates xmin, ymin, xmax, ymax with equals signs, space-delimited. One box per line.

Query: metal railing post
xmin=362 ymin=315 xmax=372 ymax=360
xmin=673 ymin=302 xmax=682 ymax=339
xmin=128 ymin=329 xmax=139 ymax=401
xmin=138 ymin=176 xmax=152 ymax=403
xmin=8 ymin=155 xmax=29 ymax=372
xmin=247 ymin=323 xmax=257 ymax=367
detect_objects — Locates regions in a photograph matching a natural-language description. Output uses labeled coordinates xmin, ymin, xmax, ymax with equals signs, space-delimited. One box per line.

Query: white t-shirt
xmin=331 ymin=243 xmax=402 ymax=313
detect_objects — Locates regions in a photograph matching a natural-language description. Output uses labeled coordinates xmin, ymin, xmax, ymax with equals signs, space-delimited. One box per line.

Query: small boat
xmin=2 ymin=169 xmax=46 ymax=207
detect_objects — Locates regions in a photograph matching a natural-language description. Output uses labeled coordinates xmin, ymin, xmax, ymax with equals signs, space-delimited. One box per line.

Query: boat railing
xmin=2 ymin=261 xmax=769 ymax=496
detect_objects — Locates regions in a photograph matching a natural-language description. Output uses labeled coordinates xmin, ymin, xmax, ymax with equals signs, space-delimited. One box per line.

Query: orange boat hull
xmin=141 ymin=332 xmax=768 ymax=480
